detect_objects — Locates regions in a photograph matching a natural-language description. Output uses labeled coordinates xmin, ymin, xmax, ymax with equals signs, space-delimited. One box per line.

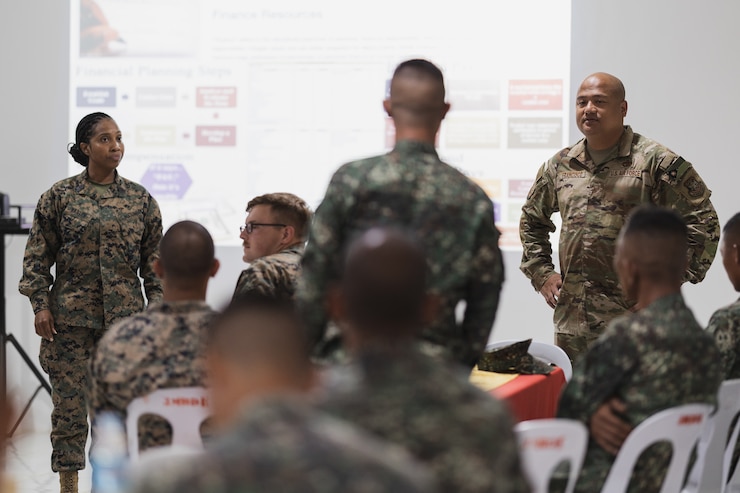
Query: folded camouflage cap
xmin=477 ymin=339 xmax=553 ymax=375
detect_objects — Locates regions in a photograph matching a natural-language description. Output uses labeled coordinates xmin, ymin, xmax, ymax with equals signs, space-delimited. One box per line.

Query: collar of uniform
xmin=75 ymin=168 xmax=126 ymax=196
xmin=146 ymin=299 xmax=211 ymax=313
xmin=639 ymin=292 xmax=685 ymax=316
xmin=567 ymin=125 xmax=635 ymax=162
xmin=392 ymin=140 xmax=438 ymax=158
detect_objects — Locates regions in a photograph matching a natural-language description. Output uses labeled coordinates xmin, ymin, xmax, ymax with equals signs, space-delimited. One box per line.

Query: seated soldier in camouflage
xmin=317 ymin=228 xmax=530 ymax=493
xmin=557 ymin=205 xmax=722 ymax=493
xmin=233 ymin=193 xmax=311 ymax=301
xmin=131 ymin=297 xmax=435 ymax=493
xmin=707 ymin=212 xmax=740 ymax=378
xmin=90 ymin=220 xmax=220 ymax=452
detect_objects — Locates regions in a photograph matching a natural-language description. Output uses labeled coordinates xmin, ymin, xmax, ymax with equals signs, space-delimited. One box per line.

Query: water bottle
xmin=90 ymin=412 xmax=128 ymax=493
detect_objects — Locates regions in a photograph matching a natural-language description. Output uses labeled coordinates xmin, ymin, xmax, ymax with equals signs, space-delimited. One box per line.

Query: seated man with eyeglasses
xmin=234 ymin=193 xmax=312 ymax=301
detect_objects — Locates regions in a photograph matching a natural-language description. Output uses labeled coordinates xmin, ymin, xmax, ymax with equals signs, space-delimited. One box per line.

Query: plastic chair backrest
xmin=514 ymin=418 xmax=588 ymax=493
xmin=125 ymin=386 xmax=210 ymax=461
xmin=722 ymin=387 xmax=740 ymax=493
xmin=682 ymin=379 xmax=740 ymax=493
xmin=601 ymin=403 xmax=713 ymax=493
xmin=486 ymin=339 xmax=573 ymax=381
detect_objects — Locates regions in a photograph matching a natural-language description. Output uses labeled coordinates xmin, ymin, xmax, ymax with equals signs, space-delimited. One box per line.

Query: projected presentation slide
xmin=70 ymin=0 xmax=571 ymax=248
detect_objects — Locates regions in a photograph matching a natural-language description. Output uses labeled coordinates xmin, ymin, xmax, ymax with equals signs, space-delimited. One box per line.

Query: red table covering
xmin=491 ymin=366 xmax=566 ymax=422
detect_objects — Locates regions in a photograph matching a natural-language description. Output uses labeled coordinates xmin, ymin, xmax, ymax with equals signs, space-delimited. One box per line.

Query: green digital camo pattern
xmin=706 ymin=298 xmax=740 ymax=379
xmin=39 ymin=325 xmax=105 ymax=471
xmin=18 ymin=169 xmax=162 ymax=472
xmin=318 ymin=348 xmax=530 ymax=493
xmin=131 ymin=397 xmax=436 ymax=493
xmin=232 ymin=245 xmax=304 ymax=302
xmin=557 ymin=293 xmax=722 ymax=493
xmin=19 ymin=169 xmax=163 ymax=327
xmin=297 ymin=140 xmax=504 ymax=366
xmin=520 ymin=126 xmax=719 ymax=344
xmin=706 ymin=298 xmax=740 ymax=487
xmin=90 ymin=301 xmax=216 ymax=452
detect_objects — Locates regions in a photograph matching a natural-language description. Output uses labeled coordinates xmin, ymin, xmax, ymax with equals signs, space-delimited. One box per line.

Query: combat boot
xmin=59 ymin=470 xmax=78 ymax=493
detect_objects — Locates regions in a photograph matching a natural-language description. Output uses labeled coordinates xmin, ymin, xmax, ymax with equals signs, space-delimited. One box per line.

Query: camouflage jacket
xmin=557 ymin=293 xmax=722 ymax=493
xmin=90 ymin=300 xmax=216 ymax=451
xmin=318 ymin=347 xmax=530 ymax=493
xmin=297 ymin=140 xmax=504 ymax=366
xmin=130 ymin=396 xmax=436 ymax=493
xmin=520 ymin=126 xmax=719 ymax=339
xmin=19 ymin=170 xmax=163 ymax=328
xmin=232 ymin=244 xmax=303 ymax=301
xmin=707 ymin=297 xmax=740 ymax=379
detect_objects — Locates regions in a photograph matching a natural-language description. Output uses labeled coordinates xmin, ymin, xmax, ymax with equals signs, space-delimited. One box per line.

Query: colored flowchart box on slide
xmin=196 ymin=126 xmax=236 ymax=146
xmin=77 ymin=87 xmax=116 ymax=107
xmin=196 ymin=87 xmax=237 ymax=108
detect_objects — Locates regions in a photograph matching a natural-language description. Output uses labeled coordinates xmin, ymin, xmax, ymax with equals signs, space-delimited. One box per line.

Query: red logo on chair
xmin=164 ymin=397 xmax=209 ymax=407
xmin=523 ymin=437 xmax=564 ymax=449
xmin=678 ymin=414 xmax=703 ymax=425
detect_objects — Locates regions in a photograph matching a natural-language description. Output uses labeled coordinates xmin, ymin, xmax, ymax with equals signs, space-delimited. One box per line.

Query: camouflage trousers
xmin=556 ymin=333 xmax=599 ymax=365
xmin=39 ymin=325 xmax=105 ymax=472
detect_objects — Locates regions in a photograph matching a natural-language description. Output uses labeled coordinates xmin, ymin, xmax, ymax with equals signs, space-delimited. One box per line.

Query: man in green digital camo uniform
xmin=298 ymin=59 xmax=503 ymax=367
xmin=557 ymin=205 xmax=721 ymax=492
xmin=707 ymin=212 xmax=740 ymax=378
xmin=520 ymin=72 xmax=719 ymax=362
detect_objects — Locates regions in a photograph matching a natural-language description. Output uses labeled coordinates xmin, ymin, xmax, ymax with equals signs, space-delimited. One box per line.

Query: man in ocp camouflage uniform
xmin=233 ymin=193 xmax=311 ymax=302
xmin=556 ymin=205 xmax=721 ymax=493
xmin=90 ymin=220 xmax=219 ymax=451
xmin=520 ymin=72 xmax=719 ymax=362
xmin=317 ymin=228 xmax=529 ymax=493
xmin=131 ymin=297 xmax=435 ymax=493
xmin=297 ymin=59 xmax=503 ymax=367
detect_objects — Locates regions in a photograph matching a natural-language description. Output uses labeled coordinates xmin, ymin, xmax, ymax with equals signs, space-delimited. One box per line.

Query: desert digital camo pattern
xmin=90 ymin=301 xmax=216 ymax=452
xmin=520 ymin=126 xmax=719 ymax=352
xmin=19 ymin=169 xmax=163 ymax=327
xmin=707 ymin=298 xmax=740 ymax=379
xmin=233 ymin=245 xmax=303 ymax=302
xmin=19 ymin=169 xmax=162 ymax=471
xmin=319 ymin=347 xmax=530 ymax=493
xmin=557 ymin=293 xmax=722 ymax=493
xmin=297 ymin=140 xmax=504 ymax=367
xmin=131 ymin=397 xmax=436 ymax=493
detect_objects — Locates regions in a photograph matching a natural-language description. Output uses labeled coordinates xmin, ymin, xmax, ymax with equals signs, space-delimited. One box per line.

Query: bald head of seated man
xmin=130 ymin=296 xmax=436 ymax=493
xmin=319 ymin=227 xmax=529 ymax=493
xmin=157 ymin=219 xmax=220 ymax=299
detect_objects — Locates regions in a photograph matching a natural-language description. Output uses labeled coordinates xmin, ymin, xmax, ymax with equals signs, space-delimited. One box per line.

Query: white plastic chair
xmin=601 ymin=403 xmax=713 ymax=493
xmin=514 ymin=418 xmax=588 ymax=493
xmin=682 ymin=379 xmax=740 ymax=493
xmin=125 ymin=386 xmax=211 ymax=461
xmin=722 ymin=390 xmax=740 ymax=493
xmin=486 ymin=339 xmax=573 ymax=381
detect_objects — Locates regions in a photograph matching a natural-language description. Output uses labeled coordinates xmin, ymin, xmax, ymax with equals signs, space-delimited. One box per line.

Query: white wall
xmin=492 ymin=0 xmax=740 ymax=344
xmin=2 ymin=0 xmax=739 ymax=433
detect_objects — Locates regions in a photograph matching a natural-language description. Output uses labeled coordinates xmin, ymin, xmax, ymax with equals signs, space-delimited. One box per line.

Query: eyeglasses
xmin=239 ymin=222 xmax=286 ymax=234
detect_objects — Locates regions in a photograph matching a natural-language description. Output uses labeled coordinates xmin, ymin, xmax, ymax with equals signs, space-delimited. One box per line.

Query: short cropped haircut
xmin=159 ymin=220 xmax=215 ymax=280
xmin=723 ymin=212 xmax=740 ymax=238
xmin=247 ymin=193 xmax=312 ymax=241
xmin=393 ymin=59 xmax=444 ymax=84
xmin=209 ymin=295 xmax=310 ymax=376
xmin=623 ymin=204 xmax=688 ymax=240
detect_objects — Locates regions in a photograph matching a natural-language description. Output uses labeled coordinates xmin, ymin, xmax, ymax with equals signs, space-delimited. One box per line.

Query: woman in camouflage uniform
xmin=19 ymin=112 xmax=163 ymax=493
